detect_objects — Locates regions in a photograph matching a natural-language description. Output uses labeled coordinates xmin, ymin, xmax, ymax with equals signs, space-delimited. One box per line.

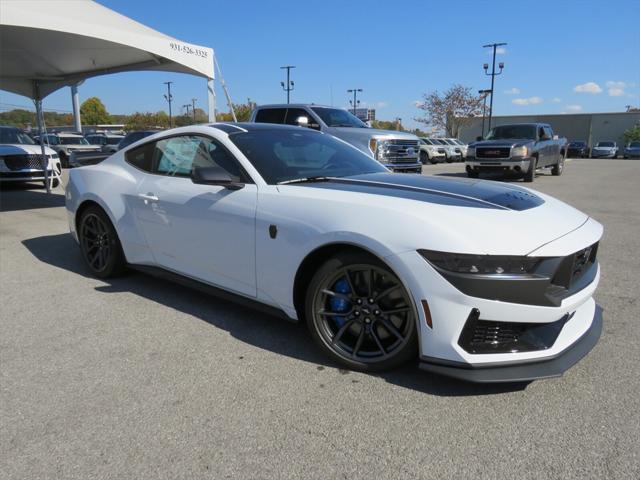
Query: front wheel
xmin=305 ymin=252 xmax=418 ymax=372
xmin=551 ymin=154 xmax=564 ymax=176
xmin=524 ymin=157 xmax=536 ymax=182
xmin=420 ymin=151 xmax=428 ymax=165
xmin=467 ymin=170 xmax=479 ymax=178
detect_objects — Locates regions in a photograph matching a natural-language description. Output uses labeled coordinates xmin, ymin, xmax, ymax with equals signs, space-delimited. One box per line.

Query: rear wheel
xmin=78 ymin=206 xmax=126 ymax=278
xmin=59 ymin=152 xmax=68 ymax=168
xmin=551 ymin=153 xmax=564 ymax=176
xmin=305 ymin=252 xmax=418 ymax=372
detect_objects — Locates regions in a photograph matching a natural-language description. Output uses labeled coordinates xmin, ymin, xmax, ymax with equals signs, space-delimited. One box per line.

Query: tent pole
xmin=207 ymin=78 xmax=216 ymax=122
xmin=34 ymin=83 xmax=51 ymax=194
xmin=71 ymin=84 xmax=82 ymax=132
xmin=215 ymin=56 xmax=236 ymax=122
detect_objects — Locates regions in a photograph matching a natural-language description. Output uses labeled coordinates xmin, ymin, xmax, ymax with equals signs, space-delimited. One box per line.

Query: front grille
xmin=2 ymin=154 xmax=48 ymax=171
xmin=458 ymin=308 xmax=570 ymax=354
xmin=551 ymin=243 xmax=598 ymax=290
xmin=437 ymin=148 xmax=446 ymax=154
xmin=383 ymin=139 xmax=420 ymax=163
xmin=476 ymin=147 xmax=511 ymax=158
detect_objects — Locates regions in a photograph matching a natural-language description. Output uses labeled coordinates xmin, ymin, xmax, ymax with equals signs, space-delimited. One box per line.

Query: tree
xmin=80 ymin=97 xmax=110 ymax=125
xmin=125 ymin=111 xmax=170 ymax=131
xmin=623 ymin=124 xmax=640 ymax=143
xmin=415 ymin=84 xmax=484 ymax=137
xmin=217 ymin=100 xmax=256 ymax=122
xmin=371 ymin=119 xmax=405 ymax=131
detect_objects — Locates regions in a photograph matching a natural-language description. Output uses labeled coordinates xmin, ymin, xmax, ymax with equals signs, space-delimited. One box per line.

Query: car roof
xmin=0 ymin=125 xmax=21 ymax=131
xmin=209 ymin=122 xmax=323 ymax=134
xmin=254 ymin=104 xmax=335 ymax=109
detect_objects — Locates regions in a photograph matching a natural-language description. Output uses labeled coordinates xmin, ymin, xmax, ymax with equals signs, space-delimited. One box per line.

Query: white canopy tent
xmin=0 ymin=0 xmax=218 ymax=191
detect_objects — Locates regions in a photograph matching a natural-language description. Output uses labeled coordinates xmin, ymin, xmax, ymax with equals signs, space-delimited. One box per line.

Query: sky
xmin=1 ymin=0 xmax=639 ymax=129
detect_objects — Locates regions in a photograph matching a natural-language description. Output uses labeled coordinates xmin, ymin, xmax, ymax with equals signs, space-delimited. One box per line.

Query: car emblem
xmin=406 ymin=148 xmax=414 ymax=156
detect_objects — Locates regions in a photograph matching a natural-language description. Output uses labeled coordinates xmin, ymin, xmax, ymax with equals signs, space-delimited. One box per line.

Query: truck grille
xmin=476 ymin=147 xmax=511 ymax=158
xmin=2 ymin=154 xmax=48 ymax=171
xmin=384 ymin=139 xmax=420 ymax=163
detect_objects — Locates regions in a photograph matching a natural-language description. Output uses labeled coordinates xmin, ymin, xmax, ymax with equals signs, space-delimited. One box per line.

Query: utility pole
xmin=478 ymin=89 xmax=492 ymax=138
xmin=348 ymin=88 xmax=362 ymax=115
xmin=280 ymin=65 xmax=295 ymax=103
xmin=191 ymin=98 xmax=197 ymax=123
xmin=482 ymin=42 xmax=506 ymax=132
xmin=395 ymin=117 xmax=402 ymax=131
xmin=163 ymin=81 xmax=174 ymax=127
xmin=183 ymin=103 xmax=191 ymax=120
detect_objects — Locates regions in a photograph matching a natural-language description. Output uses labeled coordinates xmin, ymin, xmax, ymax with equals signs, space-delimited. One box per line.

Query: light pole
xmin=482 ymin=42 xmax=506 ymax=132
xmin=348 ymin=88 xmax=362 ymax=115
xmin=280 ymin=65 xmax=295 ymax=103
xmin=183 ymin=103 xmax=191 ymax=121
xmin=478 ymin=89 xmax=492 ymax=138
xmin=191 ymin=98 xmax=197 ymax=123
xmin=163 ymin=81 xmax=173 ymax=127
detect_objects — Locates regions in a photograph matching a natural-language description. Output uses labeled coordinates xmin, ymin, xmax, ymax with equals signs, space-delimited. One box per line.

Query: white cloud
xmin=504 ymin=87 xmax=520 ymax=95
xmin=412 ymin=100 xmax=423 ymax=108
xmin=606 ymin=81 xmax=628 ymax=96
xmin=512 ymin=96 xmax=543 ymax=106
xmin=375 ymin=101 xmax=388 ymax=108
xmin=574 ymin=82 xmax=602 ymax=94
xmin=565 ymin=104 xmax=582 ymax=112
xmin=552 ymin=97 xmax=562 ymax=103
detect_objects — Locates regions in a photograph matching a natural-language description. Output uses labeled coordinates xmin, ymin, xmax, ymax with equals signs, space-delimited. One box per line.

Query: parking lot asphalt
xmin=1 ymin=159 xmax=639 ymax=479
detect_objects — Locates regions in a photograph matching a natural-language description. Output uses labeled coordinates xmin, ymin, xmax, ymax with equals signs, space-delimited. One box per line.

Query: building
xmin=352 ymin=108 xmax=376 ymax=122
xmin=458 ymin=111 xmax=640 ymax=147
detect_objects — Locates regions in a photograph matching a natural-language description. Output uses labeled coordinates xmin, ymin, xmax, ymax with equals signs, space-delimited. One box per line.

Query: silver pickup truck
xmin=250 ymin=104 xmax=422 ymax=173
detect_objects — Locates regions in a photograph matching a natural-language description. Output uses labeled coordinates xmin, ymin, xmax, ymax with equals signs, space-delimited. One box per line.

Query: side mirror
xmin=553 ymin=134 xmax=559 ymax=140
xmin=476 ymin=136 xmax=483 ymax=141
xmin=191 ymin=166 xmax=244 ymax=190
xmin=296 ymin=116 xmax=309 ymax=127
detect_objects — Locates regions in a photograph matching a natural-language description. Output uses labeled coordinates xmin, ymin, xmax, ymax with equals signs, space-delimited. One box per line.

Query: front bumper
xmin=591 ymin=151 xmax=616 ymax=158
xmin=0 ymin=169 xmax=57 ymax=182
xmin=466 ymin=156 xmax=531 ymax=171
xmin=418 ymin=305 xmax=602 ymax=383
xmin=382 ymin=161 xmax=423 ymax=173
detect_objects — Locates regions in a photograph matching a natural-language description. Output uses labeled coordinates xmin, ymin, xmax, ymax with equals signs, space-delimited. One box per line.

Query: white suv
xmin=419 ymin=138 xmax=447 ymax=164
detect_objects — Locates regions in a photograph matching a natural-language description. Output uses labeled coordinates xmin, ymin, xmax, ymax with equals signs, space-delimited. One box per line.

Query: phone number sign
xmin=169 ymin=42 xmax=209 ymax=59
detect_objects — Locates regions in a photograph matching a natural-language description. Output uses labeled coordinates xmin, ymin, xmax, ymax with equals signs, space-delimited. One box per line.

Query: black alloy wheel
xmin=78 ymin=206 xmax=126 ymax=278
xmin=306 ymin=252 xmax=418 ymax=371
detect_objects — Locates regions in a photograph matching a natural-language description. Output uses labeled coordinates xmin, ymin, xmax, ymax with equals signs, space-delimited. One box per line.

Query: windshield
xmin=570 ymin=141 xmax=586 ymax=147
xmin=107 ymin=137 xmax=123 ymax=145
xmin=629 ymin=141 xmax=640 ymax=148
xmin=0 ymin=128 xmax=35 ymax=145
xmin=486 ymin=125 xmax=537 ymax=140
xmin=597 ymin=142 xmax=614 ymax=147
xmin=432 ymin=139 xmax=446 ymax=145
xmin=60 ymin=137 xmax=89 ymax=145
xmin=310 ymin=107 xmax=367 ymax=128
xmin=443 ymin=139 xmax=456 ymax=145
xmin=229 ymin=129 xmax=386 ymax=184
xmin=420 ymin=138 xmax=433 ymax=145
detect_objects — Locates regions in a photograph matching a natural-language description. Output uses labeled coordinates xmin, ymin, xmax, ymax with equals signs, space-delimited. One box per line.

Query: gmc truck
xmin=466 ymin=123 xmax=567 ymax=182
xmin=250 ymin=104 xmax=423 ymax=173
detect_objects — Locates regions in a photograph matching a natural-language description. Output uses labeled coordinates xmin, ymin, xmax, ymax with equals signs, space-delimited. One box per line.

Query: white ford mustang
xmin=66 ymin=123 xmax=603 ymax=382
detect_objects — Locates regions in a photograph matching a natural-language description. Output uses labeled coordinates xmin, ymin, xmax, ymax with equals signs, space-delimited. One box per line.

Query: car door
xmin=536 ymin=126 xmax=549 ymax=166
xmin=132 ymin=134 xmax=258 ymax=297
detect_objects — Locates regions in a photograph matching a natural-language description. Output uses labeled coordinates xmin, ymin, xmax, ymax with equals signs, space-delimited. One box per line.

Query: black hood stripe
xmin=297 ymin=173 xmax=544 ymax=211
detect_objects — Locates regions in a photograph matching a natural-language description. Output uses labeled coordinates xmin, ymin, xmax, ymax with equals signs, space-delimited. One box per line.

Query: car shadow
xmin=0 ymin=183 xmax=66 ymax=212
xmin=21 ymin=232 xmax=530 ymax=397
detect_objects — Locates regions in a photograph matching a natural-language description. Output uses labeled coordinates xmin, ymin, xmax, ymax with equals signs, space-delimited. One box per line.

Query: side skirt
xmin=129 ymin=264 xmax=295 ymax=322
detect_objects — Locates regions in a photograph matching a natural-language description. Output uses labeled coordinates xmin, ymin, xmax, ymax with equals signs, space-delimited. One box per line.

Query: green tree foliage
xmin=125 ymin=111 xmax=170 ymax=131
xmin=0 ymin=109 xmax=73 ymax=128
xmin=415 ymin=84 xmax=484 ymax=137
xmin=217 ymin=100 xmax=256 ymax=122
xmin=80 ymin=97 xmax=110 ymax=125
xmin=623 ymin=124 xmax=640 ymax=143
xmin=371 ymin=120 xmax=405 ymax=131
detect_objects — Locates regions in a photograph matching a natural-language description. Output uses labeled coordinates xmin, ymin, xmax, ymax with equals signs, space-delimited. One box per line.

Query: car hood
xmin=281 ymin=172 xmax=589 ymax=255
xmin=0 ymin=144 xmax=57 ymax=155
xmin=59 ymin=144 xmax=102 ymax=150
xmin=330 ymin=127 xmax=419 ymax=140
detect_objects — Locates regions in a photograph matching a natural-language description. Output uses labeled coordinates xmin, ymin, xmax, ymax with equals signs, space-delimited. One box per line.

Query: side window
xmin=254 ymin=108 xmax=286 ymax=124
xmin=125 ymin=142 xmax=154 ymax=172
xmin=153 ymin=135 xmax=244 ymax=182
xmin=544 ymin=127 xmax=553 ymax=139
xmin=285 ymin=108 xmax=321 ymax=130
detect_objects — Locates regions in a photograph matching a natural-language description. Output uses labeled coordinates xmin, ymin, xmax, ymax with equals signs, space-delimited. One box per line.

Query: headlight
xmin=369 ymin=138 xmax=377 ymax=155
xmin=512 ymin=145 xmax=529 ymax=157
xmin=418 ymin=250 xmax=540 ymax=275
xmin=370 ymin=138 xmax=390 ymax=160
xmin=467 ymin=147 xmax=475 ymax=157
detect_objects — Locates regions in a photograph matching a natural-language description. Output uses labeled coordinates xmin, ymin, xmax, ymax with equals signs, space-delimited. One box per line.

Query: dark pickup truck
xmin=466 ymin=123 xmax=567 ymax=182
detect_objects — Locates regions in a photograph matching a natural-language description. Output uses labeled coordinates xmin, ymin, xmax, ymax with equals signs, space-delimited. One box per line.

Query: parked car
xmin=623 ymin=140 xmax=640 ymax=159
xmin=567 ymin=141 xmax=590 ymax=158
xmin=117 ymin=130 xmax=161 ymax=150
xmin=419 ymin=138 xmax=446 ymax=164
xmin=39 ymin=132 xmax=101 ymax=168
xmin=430 ymin=138 xmax=460 ymax=163
xmin=251 ymin=104 xmax=422 ymax=173
xmin=466 ymin=123 xmax=567 ymax=182
xmin=590 ymin=141 xmax=619 ymax=159
xmin=449 ymin=138 xmax=469 ymax=158
xmin=85 ymin=132 xmax=125 ymax=154
xmin=0 ymin=126 xmax=61 ymax=187
xmin=66 ymin=123 xmax=603 ymax=383
xmin=441 ymin=138 xmax=465 ymax=161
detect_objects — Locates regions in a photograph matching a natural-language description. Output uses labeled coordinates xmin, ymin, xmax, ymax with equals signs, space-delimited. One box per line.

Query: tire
xmin=551 ymin=153 xmax=564 ymax=176
xmin=420 ymin=151 xmax=428 ymax=165
xmin=305 ymin=251 xmax=418 ymax=372
xmin=78 ymin=205 xmax=127 ymax=278
xmin=524 ymin=156 xmax=536 ymax=182
xmin=43 ymin=178 xmax=60 ymax=188
xmin=59 ymin=152 xmax=68 ymax=168
xmin=467 ymin=170 xmax=479 ymax=178
xmin=445 ymin=155 xmax=453 ymax=163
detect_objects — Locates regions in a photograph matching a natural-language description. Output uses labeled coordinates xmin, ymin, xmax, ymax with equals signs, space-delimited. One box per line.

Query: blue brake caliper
xmin=329 ymin=277 xmax=351 ymax=328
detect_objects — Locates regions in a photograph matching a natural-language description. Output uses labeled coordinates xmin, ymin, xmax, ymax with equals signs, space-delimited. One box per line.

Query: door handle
xmin=138 ymin=193 xmax=159 ymax=202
